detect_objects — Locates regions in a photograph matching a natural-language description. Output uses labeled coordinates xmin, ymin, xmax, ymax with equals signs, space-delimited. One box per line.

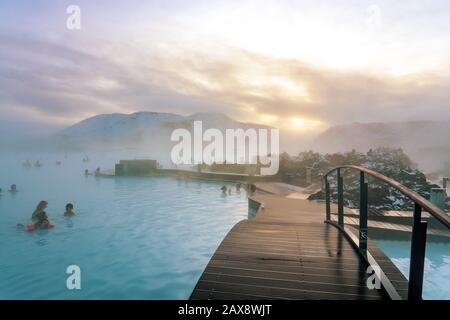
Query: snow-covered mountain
xmin=59 ymin=112 xmax=185 ymax=139
xmin=59 ymin=111 xmax=267 ymax=140
xmin=53 ymin=111 xmax=271 ymax=162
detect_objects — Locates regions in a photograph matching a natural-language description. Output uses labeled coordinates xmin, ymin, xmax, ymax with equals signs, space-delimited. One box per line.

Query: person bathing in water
xmin=31 ymin=200 xmax=51 ymax=229
xmin=221 ymin=186 xmax=233 ymax=195
xmin=249 ymin=183 xmax=257 ymax=195
xmin=16 ymin=200 xmax=52 ymax=229
xmin=9 ymin=184 xmax=17 ymax=192
xmin=64 ymin=203 xmax=76 ymax=217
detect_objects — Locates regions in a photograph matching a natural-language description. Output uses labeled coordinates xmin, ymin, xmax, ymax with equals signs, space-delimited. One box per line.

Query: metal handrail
xmin=324 ymin=165 xmax=450 ymax=300
xmin=325 ymin=165 xmax=450 ymax=228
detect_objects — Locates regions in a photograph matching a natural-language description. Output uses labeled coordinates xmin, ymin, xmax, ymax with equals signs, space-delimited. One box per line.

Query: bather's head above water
xmin=9 ymin=184 xmax=17 ymax=192
xmin=64 ymin=203 xmax=76 ymax=216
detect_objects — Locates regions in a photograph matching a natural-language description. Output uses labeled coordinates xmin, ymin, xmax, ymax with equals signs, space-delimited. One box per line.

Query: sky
xmin=0 ymin=0 xmax=449 ymax=137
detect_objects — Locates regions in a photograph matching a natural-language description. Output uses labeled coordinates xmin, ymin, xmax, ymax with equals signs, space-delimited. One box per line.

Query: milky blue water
xmin=374 ymin=240 xmax=450 ymax=300
xmin=1 ymin=153 xmax=448 ymax=300
xmin=0 ymin=153 xmax=248 ymax=299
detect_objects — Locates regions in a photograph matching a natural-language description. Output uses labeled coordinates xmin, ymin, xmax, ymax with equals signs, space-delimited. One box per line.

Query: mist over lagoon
xmin=0 ymin=0 xmax=449 ymax=303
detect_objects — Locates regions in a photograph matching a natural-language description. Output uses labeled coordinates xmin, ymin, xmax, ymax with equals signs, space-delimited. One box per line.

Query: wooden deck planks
xmin=190 ymin=194 xmax=406 ymax=300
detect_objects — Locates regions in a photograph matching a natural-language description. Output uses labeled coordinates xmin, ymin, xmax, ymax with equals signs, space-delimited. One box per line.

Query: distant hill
xmin=58 ymin=111 xmax=268 ymax=141
xmin=59 ymin=112 xmax=184 ymax=140
xmin=51 ymin=111 xmax=271 ymax=163
xmin=312 ymin=121 xmax=450 ymax=172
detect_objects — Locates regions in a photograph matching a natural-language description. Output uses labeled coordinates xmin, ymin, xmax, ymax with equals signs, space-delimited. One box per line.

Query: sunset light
xmin=0 ymin=0 xmax=449 ymax=304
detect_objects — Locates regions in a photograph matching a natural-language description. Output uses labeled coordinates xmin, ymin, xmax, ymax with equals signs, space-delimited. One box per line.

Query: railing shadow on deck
xmin=324 ymin=165 xmax=450 ymax=300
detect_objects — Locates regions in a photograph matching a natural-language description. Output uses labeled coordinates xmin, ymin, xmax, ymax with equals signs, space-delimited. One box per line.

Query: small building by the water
xmin=115 ymin=160 xmax=157 ymax=176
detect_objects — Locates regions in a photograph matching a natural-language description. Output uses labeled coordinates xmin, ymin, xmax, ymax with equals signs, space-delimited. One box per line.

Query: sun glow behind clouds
xmin=259 ymin=113 xmax=279 ymax=124
xmin=289 ymin=117 xmax=325 ymax=132
xmin=244 ymin=113 xmax=325 ymax=133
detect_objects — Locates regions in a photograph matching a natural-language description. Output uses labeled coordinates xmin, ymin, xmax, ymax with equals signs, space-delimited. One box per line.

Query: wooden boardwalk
xmin=191 ymin=193 xmax=407 ymax=300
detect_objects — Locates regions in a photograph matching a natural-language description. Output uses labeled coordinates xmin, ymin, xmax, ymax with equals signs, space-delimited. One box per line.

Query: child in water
xmin=64 ymin=203 xmax=76 ymax=217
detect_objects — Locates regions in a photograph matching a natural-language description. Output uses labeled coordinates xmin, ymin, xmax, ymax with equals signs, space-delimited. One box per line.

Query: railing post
xmin=408 ymin=203 xmax=428 ymax=300
xmin=359 ymin=171 xmax=368 ymax=256
xmin=337 ymin=169 xmax=344 ymax=226
xmin=325 ymin=176 xmax=331 ymax=221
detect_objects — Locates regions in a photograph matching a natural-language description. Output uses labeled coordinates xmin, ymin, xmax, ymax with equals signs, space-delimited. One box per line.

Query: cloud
xmin=150 ymin=47 xmax=450 ymax=127
xmin=0 ymin=31 xmax=449 ymax=139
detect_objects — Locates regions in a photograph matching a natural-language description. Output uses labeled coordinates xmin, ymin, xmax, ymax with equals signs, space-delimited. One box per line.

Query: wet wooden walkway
xmin=190 ymin=192 xmax=406 ymax=300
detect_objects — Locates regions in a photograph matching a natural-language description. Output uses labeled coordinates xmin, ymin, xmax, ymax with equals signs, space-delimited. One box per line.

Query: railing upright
xmin=408 ymin=203 xmax=428 ymax=300
xmin=359 ymin=171 xmax=368 ymax=256
xmin=337 ymin=169 xmax=344 ymax=226
xmin=325 ymin=178 xmax=331 ymax=221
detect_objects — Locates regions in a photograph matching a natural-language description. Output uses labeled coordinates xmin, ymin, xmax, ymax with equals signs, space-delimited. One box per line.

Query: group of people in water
xmin=23 ymin=160 xmax=42 ymax=168
xmin=84 ymin=167 xmax=101 ymax=176
xmin=24 ymin=160 xmax=66 ymax=167
xmin=0 ymin=184 xmax=18 ymax=195
xmin=17 ymin=201 xmax=76 ymax=230
xmin=221 ymin=182 xmax=257 ymax=195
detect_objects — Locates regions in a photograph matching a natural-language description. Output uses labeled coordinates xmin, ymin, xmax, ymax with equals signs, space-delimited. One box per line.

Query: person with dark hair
xmin=64 ymin=203 xmax=76 ymax=217
xmin=9 ymin=184 xmax=17 ymax=192
xmin=221 ymin=185 xmax=228 ymax=194
xmin=246 ymin=183 xmax=257 ymax=195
